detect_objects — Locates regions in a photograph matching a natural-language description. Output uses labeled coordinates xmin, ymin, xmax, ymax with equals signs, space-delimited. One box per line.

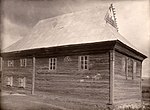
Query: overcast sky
xmin=1 ymin=0 xmax=150 ymax=77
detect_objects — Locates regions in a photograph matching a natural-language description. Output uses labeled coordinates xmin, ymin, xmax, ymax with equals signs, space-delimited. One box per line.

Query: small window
xmin=6 ymin=76 xmax=13 ymax=86
xmin=49 ymin=58 xmax=57 ymax=70
xmin=18 ymin=77 xmax=26 ymax=88
xmin=8 ymin=60 xmax=14 ymax=67
xmin=79 ymin=56 xmax=89 ymax=70
xmin=20 ymin=59 xmax=27 ymax=67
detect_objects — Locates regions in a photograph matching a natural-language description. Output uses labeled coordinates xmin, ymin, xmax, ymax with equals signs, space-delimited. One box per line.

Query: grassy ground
xmin=1 ymin=87 xmax=150 ymax=110
xmin=1 ymin=91 xmax=108 ymax=110
xmin=1 ymin=93 xmax=68 ymax=110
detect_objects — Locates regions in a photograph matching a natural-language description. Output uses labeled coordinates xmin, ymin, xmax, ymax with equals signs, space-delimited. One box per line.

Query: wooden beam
xmin=0 ymin=57 xmax=3 ymax=91
xmin=0 ymin=57 xmax=2 ymax=71
xmin=109 ymin=50 xmax=115 ymax=105
xmin=140 ymin=62 xmax=143 ymax=106
xmin=32 ymin=57 xmax=36 ymax=95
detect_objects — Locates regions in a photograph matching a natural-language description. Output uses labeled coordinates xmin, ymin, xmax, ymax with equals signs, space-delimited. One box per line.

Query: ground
xmin=1 ymin=90 xmax=150 ymax=110
xmin=1 ymin=93 xmax=67 ymax=110
xmin=1 ymin=92 xmax=102 ymax=110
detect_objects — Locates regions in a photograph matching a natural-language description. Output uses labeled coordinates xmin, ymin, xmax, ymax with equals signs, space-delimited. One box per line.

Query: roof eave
xmin=1 ymin=40 xmax=117 ymax=58
xmin=115 ymin=40 xmax=147 ymax=60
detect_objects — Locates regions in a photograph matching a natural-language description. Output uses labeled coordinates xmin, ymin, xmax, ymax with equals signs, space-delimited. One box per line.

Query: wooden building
xmin=1 ymin=4 xmax=147 ymax=109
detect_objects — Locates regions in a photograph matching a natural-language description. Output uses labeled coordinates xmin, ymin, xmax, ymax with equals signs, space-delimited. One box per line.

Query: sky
xmin=1 ymin=0 xmax=150 ymax=77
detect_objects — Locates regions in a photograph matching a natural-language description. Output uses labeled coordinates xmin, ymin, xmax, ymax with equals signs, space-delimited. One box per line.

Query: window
xmin=18 ymin=77 xmax=26 ymax=88
xmin=49 ymin=58 xmax=57 ymax=70
xmin=128 ymin=59 xmax=133 ymax=78
xmin=79 ymin=56 xmax=89 ymax=70
xmin=125 ymin=58 xmax=136 ymax=80
xmin=20 ymin=59 xmax=27 ymax=67
xmin=122 ymin=57 xmax=126 ymax=73
xmin=133 ymin=61 xmax=137 ymax=79
xmin=8 ymin=60 xmax=14 ymax=67
xmin=6 ymin=76 xmax=13 ymax=86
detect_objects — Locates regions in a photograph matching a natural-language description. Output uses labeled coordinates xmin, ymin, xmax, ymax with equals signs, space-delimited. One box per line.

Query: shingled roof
xmin=2 ymin=4 xmax=138 ymax=53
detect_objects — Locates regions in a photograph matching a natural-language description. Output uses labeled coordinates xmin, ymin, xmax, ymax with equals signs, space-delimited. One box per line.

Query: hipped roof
xmin=2 ymin=5 xmax=141 ymax=55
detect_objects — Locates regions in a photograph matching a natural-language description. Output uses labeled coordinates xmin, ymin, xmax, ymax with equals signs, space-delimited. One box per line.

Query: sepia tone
xmin=0 ymin=0 xmax=149 ymax=110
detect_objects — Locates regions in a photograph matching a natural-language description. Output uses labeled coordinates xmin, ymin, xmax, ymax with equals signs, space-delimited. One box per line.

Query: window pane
xmin=85 ymin=56 xmax=87 ymax=60
xmin=79 ymin=56 xmax=89 ymax=70
xmin=85 ymin=61 xmax=87 ymax=64
xmin=49 ymin=58 xmax=56 ymax=70
xmin=50 ymin=66 xmax=52 ymax=69
xmin=81 ymin=65 xmax=84 ymax=69
xmin=81 ymin=56 xmax=84 ymax=61
xmin=81 ymin=60 xmax=83 ymax=64
xmin=85 ymin=65 xmax=87 ymax=69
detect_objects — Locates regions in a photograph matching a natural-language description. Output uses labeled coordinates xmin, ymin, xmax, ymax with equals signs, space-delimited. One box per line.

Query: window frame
xmin=20 ymin=59 xmax=27 ymax=67
xmin=49 ymin=58 xmax=57 ymax=71
xmin=79 ymin=55 xmax=89 ymax=71
xmin=18 ymin=77 xmax=26 ymax=88
xmin=6 ymin=76 xmax=13 ymax=86
xmin=8 ymin=60 xmax=14 ymax=67
xmin=125 ymin=58 xmax=137 ymax=80
xmin=122 ymin=57 xmax=126 ymax=73
xmin=132 ymin=60 xmax=137 ymax=79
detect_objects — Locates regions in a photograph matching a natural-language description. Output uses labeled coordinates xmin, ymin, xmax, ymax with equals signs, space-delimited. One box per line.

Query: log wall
xmin=35 ymin=52 xmax=110 ymax=104
xmin=114 ymin=51 xmax=142 ymax=106
xmin=2 ymin=58 xmax=33 ymax=94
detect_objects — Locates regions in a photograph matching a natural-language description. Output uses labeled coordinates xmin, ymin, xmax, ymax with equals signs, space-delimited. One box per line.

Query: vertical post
xmin=0 ymin=57 xmax=3 ymax=91
xmin=32 ymin=57 xmax=35 ymax=95
xmin=109 ymin=50 xmax=115 ymax=105
xmin=140 ymin=62 xmax=143 ymax=106
xmin=0 ymin=57 xmax=2 ymax=71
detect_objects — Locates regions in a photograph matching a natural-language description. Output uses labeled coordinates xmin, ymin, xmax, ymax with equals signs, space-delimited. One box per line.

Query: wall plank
xmin=35 ymin=53 xmax=110 ymax=104
xmin=114 ymin=51 xmax=142 ymax=105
